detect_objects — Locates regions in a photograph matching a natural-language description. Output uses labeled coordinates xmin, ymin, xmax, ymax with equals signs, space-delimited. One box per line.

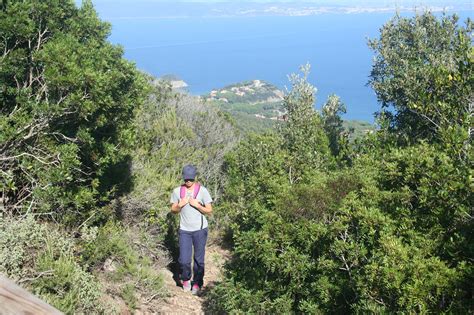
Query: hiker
xmin=170 ymin=165 xmax=213 ymax=295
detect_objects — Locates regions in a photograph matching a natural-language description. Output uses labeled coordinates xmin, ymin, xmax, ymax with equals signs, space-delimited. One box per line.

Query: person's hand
xmin=178 ymin=197 xmax=189 ymax=208
xmin=189 ymin=198 xmax=201 ymax=209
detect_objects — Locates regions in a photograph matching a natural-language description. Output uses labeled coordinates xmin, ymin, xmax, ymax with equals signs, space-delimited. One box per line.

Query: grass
xmin=79 ymin=221 xmax=167 ymax=311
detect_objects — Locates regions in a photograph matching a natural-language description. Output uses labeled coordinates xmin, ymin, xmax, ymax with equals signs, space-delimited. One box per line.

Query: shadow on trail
xmin=199 ymin=280 xmax=222 ymax=313
xmin=163 ymin=213 xmax=182 ymax=287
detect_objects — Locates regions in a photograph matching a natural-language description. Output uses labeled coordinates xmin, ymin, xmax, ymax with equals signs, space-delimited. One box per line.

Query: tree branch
xmin=18 ymin=270 xmax=54 ymax=284
xmin=0 ymin=152 xmax=56 ymax=165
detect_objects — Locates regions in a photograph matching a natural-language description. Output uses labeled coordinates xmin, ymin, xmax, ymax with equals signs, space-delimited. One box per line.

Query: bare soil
xmin=135 ymin=244 xmax=230 ymax=314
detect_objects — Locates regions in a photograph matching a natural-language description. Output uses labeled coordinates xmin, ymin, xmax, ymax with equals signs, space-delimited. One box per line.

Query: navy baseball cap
xmin=182 ymin=164 xmax=197 ymax=180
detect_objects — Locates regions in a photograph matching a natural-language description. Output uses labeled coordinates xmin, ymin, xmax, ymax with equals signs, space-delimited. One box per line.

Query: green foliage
xmin=213 ymin=148 xmax=471 ymax=312
xmin=224 ymin=133 xmax=289 ymax=207
xmin=34 ymin=245 xmax=103 ymax=314
xmin=0 ymin=215 xmax=76 ymax=278
xmin=80 ymin=221 xmax=131 ymax=268
xmin=322 ymin=94 xmax=347 ymax=156
xmin=209 ymin=13 xmax=472 ymax=314
xmin=0 ymin=215 xmax=103 ymax=313
xmin=121 ymin=283 xmax=138 ymax=310
xmin=369 ymin=12 xmax=473 ymax=146
xmin=0 ymin=0 xmax=146 ymax=224
xmin=0 ymin=214 xmax=166 ymax=313
xmin=206 ymin=280 xmax=294 ymax=314
xmin=79 ymin=220 xmax=166 ymax=311
xmin=279 ymin=64 xmax=331 ymax=177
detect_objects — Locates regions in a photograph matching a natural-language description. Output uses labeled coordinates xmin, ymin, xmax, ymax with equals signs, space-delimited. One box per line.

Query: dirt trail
xmin=137 ymin=244 xmax=230 ymax=314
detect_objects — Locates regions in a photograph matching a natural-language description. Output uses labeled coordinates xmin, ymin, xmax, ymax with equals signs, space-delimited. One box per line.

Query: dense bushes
xmin=0 ymin=0 xmax=145 ymax=224
xmin=0 ymin=214 xmax=168 ymax=313
xmin=210 ymin=142 xmax=472 ymax=313
xmin=78 ymin=221 xmax=168 ymax=311
xmin=0 ymin=2 xmax=170 ymax=311
xmin=208 ymin=12 xmax=472 ymax=314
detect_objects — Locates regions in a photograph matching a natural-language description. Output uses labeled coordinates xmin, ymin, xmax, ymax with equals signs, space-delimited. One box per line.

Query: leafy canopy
xmin=0 ymin=0 xmax=146 ymax=223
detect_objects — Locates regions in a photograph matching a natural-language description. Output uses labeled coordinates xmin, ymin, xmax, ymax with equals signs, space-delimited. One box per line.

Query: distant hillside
xmin=203 ymin=80 xmax=374 ymax=136
xmin=343 ymin=120 xmax=375 ymax=140
xmin=157 ymin=74 xmax=188 ymax=90
xmin=203 ymin=80 xmax=286 ymax=133
xmin=205 ymin=80 xmax=284 ymax=106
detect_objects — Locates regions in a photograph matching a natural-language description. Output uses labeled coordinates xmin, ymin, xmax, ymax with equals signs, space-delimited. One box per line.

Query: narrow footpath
xmin=137 ymin=244 xmax=230 ymax=314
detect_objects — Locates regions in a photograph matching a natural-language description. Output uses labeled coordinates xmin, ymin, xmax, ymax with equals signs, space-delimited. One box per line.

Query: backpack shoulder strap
xmin=193 ymin=183 xmax=201 ymax=199
xmin=179 ymin=185 xmax=186 ymax=199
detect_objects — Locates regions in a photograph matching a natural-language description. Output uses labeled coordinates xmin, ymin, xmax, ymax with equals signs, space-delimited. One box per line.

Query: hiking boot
xmin=191 ymin=283 xmax=200 ymax=296
xmin=182 ymin=280 xmax=191 ymax=292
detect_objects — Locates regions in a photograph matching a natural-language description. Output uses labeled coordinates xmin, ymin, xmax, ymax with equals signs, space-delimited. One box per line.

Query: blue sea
xmin=99 ymin=11 xmax=471 ymax=122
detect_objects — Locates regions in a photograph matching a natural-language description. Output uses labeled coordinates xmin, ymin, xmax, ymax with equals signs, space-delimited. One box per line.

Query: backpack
xmin=180 ymin=182 xmax=201 ymax=199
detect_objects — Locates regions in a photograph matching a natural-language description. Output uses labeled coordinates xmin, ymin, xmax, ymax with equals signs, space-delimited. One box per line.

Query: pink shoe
xmin=182 ymin=280 xmax=191 ymax=292
xmin=191 ymin=283 xmax=200 ymax=295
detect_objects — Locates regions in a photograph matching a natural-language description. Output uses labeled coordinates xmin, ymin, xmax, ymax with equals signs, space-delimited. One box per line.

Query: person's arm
xmin=170 ymin=202 xmax=181 ymax=213
xmin=189 ymin=198 xmax=212 ymax=215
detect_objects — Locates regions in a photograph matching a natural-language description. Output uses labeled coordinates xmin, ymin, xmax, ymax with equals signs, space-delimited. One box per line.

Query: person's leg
xmin=192 ymin=228 xmax=208 ymax=288
xmin=178 ymin=229 xmax=193 ymax=283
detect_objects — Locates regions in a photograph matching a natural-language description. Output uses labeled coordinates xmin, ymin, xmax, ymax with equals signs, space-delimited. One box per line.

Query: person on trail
xmin=170 ymin=165 xmax=213 ymax=295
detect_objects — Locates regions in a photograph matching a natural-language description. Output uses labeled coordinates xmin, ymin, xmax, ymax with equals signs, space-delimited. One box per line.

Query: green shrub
xmin=34 ymin=246 xmax=103 ymax=314
xmin=1 ymin=0 xmax=146 ymax=223
xmin=0 ymin=215 xmax=103 ymax=313
xmin=121 ymin=283 xmax=138 ymax=310
xmin=211 ymin=161 xmax=467 ymax=313
xmin=79 ymin=221 xmax=166 ymax=311
xmin=0 ymin=215 xmax=52 ymax=280
xmin=206 ymin=280 xmax=293 ymax=314
xmin=80 ymin=221 xmax=134 ymax=268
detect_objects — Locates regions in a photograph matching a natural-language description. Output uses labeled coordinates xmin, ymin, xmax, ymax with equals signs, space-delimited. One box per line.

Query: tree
xmin=0 ymin=0 xmax=145 ymax=223
xmin=369 ymin=12 xmax=473 ymax=150
xmin=280 ymin=64 xmax=331 ymax=181
xmin=322 ymin=94 xmax=347 ymax=156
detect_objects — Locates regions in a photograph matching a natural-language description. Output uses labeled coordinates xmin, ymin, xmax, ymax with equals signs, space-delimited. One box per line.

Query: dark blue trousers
xmin=178 ymin=228 xmax=208 ymax=287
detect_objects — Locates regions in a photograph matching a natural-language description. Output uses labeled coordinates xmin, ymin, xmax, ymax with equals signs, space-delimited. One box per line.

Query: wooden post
xmin=0 ymin=274 xmax=62 ymax=315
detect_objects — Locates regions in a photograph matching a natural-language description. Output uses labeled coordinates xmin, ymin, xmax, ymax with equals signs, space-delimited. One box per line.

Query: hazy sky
xmin=80 ymin=0 xmax=471 ymax=17
xmin=80 ymin=1 xmax=472 ymax=16
xmin=86 ymin=0 xmax=467 ymax=3
xmin=83 ymin=0 xmax=471 ymax=6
